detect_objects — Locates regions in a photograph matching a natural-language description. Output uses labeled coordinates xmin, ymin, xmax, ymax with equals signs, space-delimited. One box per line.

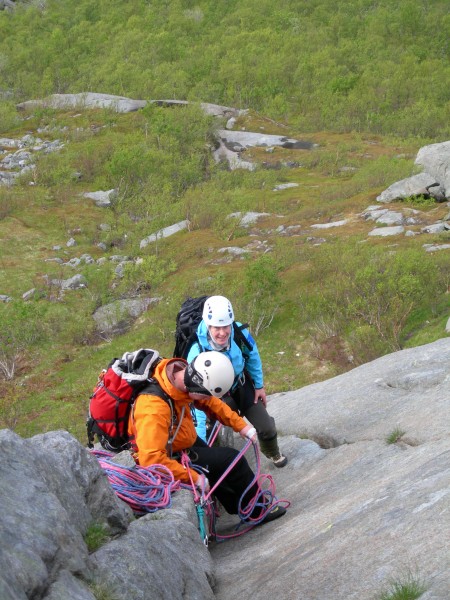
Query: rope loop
xmin=91 ymin=449 xmax=181 ymax=515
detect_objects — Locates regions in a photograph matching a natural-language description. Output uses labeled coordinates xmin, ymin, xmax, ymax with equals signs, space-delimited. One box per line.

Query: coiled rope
xmin=91 ymin=449 xmax=181 ymax=515
xmin=92 ymin=429 xmax=290 ymax=543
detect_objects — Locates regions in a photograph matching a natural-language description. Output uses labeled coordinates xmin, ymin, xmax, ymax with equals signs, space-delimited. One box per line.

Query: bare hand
xmin=255 ymin=387 xmax=267 ymax=407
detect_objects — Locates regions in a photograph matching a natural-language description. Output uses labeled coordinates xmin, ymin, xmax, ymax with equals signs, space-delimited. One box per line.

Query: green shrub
xmin=299 ymin=242 xmax=444 ymax=357
xmin=0 ymin=100 xmax=20 ymax=133
xmin=239 ymin=255 xmax=282 ymax=336
xmin=88 ymin=582 xmax=120 ymax=600
xmin=401 ymin=195 xmax=437 ymax=209
xmin=116 ymin=255 xmax=177 ymax=297
xmin=32 ymin=152 xmax=75 ymax=187
xmin=0 ymin=187 xmax=17 ymax=221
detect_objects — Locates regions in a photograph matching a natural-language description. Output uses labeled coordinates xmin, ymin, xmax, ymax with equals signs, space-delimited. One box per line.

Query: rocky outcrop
xmin=0 ymin=134 xmax=64 ymax=186
xmin=213 ymin=130 xmax=317 ymax=171
xmin=377 ymin=141 xmax=450 ymax=202
xmin=415 ymin=141 xmax=450 ymax=194
xmin=217 ymin=130 xmax=317 ymax=151
xmin=1 ymin=339 xmax=449 ymax=600
xmin=14 ymin=93 xmax=315 ymax=172
xmin=212 ymin=337 xmax=450 ymax=600
xmin=83 ymin=189 xmax=118 ymax=208
xmin=16 ymin=94 xmax=246 ymax=120
xmin=92 ymin=297 xmax=161 ymax=338
xmin=17 ymin=93 xmax=147 ymax=114
xmin=140 ymin=220 xmax=190 ymax=249
xmin=0 ymin=429 xmax=214 ymax=600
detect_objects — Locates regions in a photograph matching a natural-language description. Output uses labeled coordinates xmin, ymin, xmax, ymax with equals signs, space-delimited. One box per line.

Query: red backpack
xmin=87 ymin=348 xmax=168 ymax=452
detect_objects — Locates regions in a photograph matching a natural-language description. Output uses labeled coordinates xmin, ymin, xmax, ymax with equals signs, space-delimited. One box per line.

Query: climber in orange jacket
xmin=129 ymin=351 xmax=286 ymax=522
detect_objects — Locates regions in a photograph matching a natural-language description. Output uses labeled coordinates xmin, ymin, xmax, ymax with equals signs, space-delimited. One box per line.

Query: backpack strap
xmin=233 ymin=322 xmax=253 ymax=356
xmin=130 ymin=380 xmax=184 ymax=457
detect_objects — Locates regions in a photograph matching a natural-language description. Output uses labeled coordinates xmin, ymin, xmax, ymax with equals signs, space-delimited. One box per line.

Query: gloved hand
xmin=195 ymin=473 xmax=210 ymax=494
xmin=239 ymin=425 xmax=257 ymax=442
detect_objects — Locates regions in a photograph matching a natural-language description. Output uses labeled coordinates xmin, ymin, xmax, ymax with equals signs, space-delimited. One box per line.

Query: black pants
xmin=190 ymin=437 xmax=257 ymax=515
xmin=225 ymin=375 xmax=277 ymax=441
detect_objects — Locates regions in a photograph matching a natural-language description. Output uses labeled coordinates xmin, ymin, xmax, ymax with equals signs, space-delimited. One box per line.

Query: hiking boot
xmin=270 ymin=452 xmax=288 ymax=468
xmin=259 ymin=504 xmax=287 ymax=525
xmin=259 ymin=435 xmax=287 ymax=468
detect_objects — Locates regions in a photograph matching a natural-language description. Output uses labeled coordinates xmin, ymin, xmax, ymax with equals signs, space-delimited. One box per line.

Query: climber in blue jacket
xmin=187 ymin=295 xmax=287 ymax=468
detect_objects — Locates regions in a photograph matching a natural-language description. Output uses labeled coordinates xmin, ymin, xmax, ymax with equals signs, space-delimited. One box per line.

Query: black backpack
xmin=173 ymin=295 xmax=253 ymax=359
xmin=87 ymin=348 xmax=173 ymax=452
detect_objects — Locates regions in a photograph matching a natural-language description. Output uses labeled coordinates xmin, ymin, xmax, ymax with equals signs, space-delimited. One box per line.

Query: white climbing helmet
xmin=202 ymin=295 xmax=234 ymax=326
xmin=184 ymin=351 xmax=235 ymax=398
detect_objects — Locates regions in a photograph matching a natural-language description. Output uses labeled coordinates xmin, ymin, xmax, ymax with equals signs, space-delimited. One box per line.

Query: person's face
xmin=209 ymin=325 xmax=231 ymax=345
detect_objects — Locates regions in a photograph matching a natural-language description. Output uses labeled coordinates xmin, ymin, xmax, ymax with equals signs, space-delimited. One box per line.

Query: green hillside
xmin=1 ymin=0 xmax=449 ymax=137
xmin=0 ymin=0 xmax=449 ymax=443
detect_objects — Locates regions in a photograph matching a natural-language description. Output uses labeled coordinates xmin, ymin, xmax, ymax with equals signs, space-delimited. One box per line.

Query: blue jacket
xmin=187 ymin=320 xmax=264 ymax=441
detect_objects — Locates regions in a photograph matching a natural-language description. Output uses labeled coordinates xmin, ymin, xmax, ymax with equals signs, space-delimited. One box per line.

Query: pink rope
xmin=180 ymin=439 xmax=290 ymax=542
xmin=92 ymin=442 xmax=290 ymax=543
xmin=91 ymin=449 xmax=181 ymax=515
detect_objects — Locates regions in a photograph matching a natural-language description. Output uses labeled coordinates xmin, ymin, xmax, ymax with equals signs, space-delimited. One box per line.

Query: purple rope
xmin=184 ymin=440 xmax=290 ymax=541
xmin=91 ymin=449 xmax=181 ymax=515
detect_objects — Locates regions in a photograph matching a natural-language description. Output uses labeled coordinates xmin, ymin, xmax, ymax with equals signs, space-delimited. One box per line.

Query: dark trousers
xmin=226 ymin=376 xmax=277 ymax=441
xmin=190 ymin=438 xmax=257 ymax=515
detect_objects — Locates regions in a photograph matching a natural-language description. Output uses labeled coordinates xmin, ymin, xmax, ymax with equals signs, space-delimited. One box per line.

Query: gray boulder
xmin=92 ymin=297 xmax=160 ymax=337
xmin=368 ymin=225 xmax=405 ymax=236
xmin=212 ymin=139 xmax=256 ymax=171
xmin=415 ymin=141 xmax=450 ymax=194
xmin=0 ymin=0 xmax=16 ymax=10
xmin=217 ymin=130 xmax=317 ymax=150
xmin=140 ymin=220 xmax=190 ymax=249
xmin=83 ymin=189 xmax=118 ymax=208
xmin=377 ymin=141 xmax=450 ymax=203
xmin=423 ymin=243 xmax=450 ymax=252
xmin=227 ymin=211 xmax=271 ymax=227
xmin=0 ymin=429 xmax=213 ymax=600
xmin=47 ymin=274 xmax=87 ymax=290
xmin=212 ymin=337 xmax=450 ymax=600
xmin=90 ymin=506 xmax=214 ymax=600
xmin=17 ymin=93 xmax=146 ymax=113
xmin=377 ymin=172 xmax=445 ymax=203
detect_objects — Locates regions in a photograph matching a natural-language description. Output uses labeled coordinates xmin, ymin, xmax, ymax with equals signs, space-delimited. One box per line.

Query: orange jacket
xmin=128 ymin=358 xmax=248 ymax=484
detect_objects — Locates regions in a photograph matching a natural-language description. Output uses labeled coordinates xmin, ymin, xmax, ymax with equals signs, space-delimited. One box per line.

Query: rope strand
xmin=91 ymin=449 xmax=181 ymax=515
xmin=92 ymin=437 xmax=290 ymax=543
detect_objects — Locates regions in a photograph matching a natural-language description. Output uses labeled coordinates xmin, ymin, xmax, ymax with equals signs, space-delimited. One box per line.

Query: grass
xmin=1 ymin=106 xmax=449 ymax=444
xmin=378 ymin=576 xmax=427 ymax=600
xmin=386 ymin=428 xmax=406 ymax=445
xmin=88 ymin=582 xmax=120 ymax=600
xmin=84 ymin=522 xmax=110 ymax=553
